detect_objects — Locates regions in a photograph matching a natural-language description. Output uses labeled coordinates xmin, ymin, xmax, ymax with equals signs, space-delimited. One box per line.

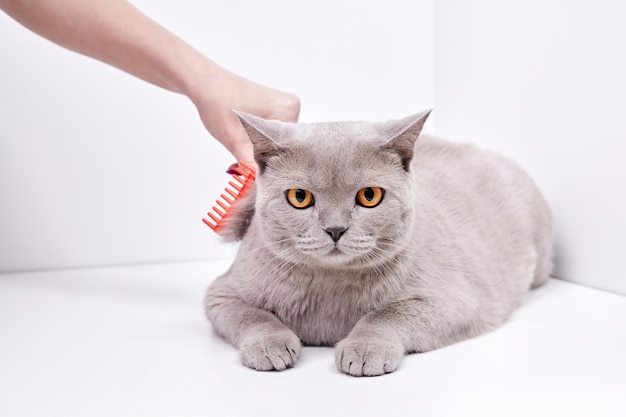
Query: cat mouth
xmin=328 ymin=247 xmax=343 ymax=255
xmin=295 ymin=240 xmax=373 ymax=265
xmin=319 ymin=246 xmax=349 ymax=260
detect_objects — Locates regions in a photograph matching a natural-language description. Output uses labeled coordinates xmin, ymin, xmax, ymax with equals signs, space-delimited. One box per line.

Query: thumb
xmin=228 ymin=122 xmax=258 ymax=173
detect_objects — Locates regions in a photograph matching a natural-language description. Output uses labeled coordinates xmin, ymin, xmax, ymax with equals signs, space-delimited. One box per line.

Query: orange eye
xmin=286 ymin=188 xmax=315 ymax=209
xmin=356 ymin=187 xmax=384 ymax=208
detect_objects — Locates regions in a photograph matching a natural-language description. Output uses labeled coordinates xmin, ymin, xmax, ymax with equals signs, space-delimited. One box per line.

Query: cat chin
xmin=303 ymin=249 xmax=388 ymax=270
xmin=316 ymin=251 xmax=355 ymax=268
xmin=308 ymin=256 xmax=361 ymax=269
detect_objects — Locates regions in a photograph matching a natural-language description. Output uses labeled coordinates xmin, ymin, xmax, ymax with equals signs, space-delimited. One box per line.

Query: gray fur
xmin=204 ymin=110 xmax=553 ymax=377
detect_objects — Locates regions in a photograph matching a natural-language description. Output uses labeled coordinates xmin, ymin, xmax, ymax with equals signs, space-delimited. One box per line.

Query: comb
xmin=203 ymin=161 xmax=256 ymax=235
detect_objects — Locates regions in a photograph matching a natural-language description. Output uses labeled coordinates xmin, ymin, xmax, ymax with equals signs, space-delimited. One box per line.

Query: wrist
xmin=177 ymin=51 xmax=222 ymax=105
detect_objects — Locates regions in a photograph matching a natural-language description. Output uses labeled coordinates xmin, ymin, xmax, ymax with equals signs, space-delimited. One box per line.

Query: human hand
xmin=189 ymin=63 xmax=300 ymax=172
xmin=0 ymin=0 xmax=299 ymax=172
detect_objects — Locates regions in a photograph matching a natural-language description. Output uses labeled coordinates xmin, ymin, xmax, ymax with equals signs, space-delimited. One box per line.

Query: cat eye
xmin=356 ymin=187 xmax=385 ymax=208
xmin=286 ymin=188 xmax=315 ymax=209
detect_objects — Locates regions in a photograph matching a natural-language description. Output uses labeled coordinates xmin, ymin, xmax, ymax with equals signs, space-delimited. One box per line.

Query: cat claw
xmin=335 ymin=337 xmax=403 ymax=377
xmin=240 ymin=331 xmax=301 ymax=371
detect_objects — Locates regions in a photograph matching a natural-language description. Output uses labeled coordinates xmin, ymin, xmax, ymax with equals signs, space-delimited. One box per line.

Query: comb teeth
xmin=203 ymin=161 xmax=256 ymax=234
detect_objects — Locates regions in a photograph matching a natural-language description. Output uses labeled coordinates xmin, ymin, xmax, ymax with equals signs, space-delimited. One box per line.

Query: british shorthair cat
xmin=204 ymin=110 xmax=553 ymax=376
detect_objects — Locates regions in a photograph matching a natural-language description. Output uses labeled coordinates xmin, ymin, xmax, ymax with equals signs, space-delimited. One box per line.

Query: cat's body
xmin=205 ymin=110 xmax=553 ymax=376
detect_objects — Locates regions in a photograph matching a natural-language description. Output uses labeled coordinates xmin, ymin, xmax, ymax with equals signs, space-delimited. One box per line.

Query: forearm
xmin=348 ymin=298 xmax=483 ymax=353
xmin=0 ymin=0 xmax=210 ymax=96
xmin=205 ymin=292 xmax=291 ymax=348
xmin=2 ymin=0 xmax=300 ymax=164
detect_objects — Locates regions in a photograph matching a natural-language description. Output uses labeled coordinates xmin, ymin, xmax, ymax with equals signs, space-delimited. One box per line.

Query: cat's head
xmin=230 ymin=110 xmax=430 ymax=269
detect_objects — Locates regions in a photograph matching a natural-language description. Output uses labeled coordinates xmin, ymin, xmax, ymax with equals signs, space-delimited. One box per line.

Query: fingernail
xmin=226 ymin=163 xmax=239 ymax=175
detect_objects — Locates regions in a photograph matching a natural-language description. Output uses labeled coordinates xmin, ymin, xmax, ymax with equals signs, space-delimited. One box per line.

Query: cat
xmin=204 ymin=109 xmax=553 ymax=377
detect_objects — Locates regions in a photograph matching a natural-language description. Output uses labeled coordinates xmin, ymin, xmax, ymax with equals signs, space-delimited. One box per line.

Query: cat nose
xmin=324 ymin=226 xmax=348 ymax=243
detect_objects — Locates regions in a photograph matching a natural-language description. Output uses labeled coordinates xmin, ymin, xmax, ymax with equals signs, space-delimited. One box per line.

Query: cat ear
xmin=382 ymin=109 xmax=432 ymax=171
xmin=233 ymin=111 xmax=287 ymax=173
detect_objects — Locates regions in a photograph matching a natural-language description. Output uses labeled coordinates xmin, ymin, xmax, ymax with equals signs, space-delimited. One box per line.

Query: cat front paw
xmin=335 ymin=337 xmax=404 ymax=377
xmin=240 ymin=330 xmax=301 ymax=371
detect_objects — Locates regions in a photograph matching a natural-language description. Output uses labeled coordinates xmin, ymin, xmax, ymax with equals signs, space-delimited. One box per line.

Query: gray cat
xmin=204 ymin=109 xmax=553 ymax=377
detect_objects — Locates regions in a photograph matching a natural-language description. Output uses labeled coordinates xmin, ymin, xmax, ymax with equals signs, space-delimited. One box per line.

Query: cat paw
xmin=240 ymin=331 xmax=301 ymax=371
xmin=335 ymin=337 xmax=404 ymax=377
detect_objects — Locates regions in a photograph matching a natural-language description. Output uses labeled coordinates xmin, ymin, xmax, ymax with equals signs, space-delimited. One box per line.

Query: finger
xmin=227 ymin=120 xmax=258 ymax=172
xmin=226 ymin=163 xmax=239 ymax=175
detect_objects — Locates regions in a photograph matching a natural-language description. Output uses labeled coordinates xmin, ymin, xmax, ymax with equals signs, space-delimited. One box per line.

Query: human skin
xmin=0 ymin=0 xmax=300 ymax=169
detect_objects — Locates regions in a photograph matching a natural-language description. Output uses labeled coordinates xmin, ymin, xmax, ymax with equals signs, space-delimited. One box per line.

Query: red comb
xmin=203 ymin=161 xmax=256 ymax=235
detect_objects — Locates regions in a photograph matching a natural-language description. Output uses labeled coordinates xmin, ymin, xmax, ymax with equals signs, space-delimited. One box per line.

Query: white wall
xmin=434 ymin=0 xmax=626 ymax=295
xmin=0 ymin=0 xmax=434 ymax=271
xmin=2 ymin=1 xmax=624 ymax=295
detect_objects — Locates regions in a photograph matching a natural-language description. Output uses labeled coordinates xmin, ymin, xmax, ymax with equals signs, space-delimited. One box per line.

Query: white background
xmin=2 ymin=261 xmax=624 ymax=417
xmin=2 ymin=1 xmax=625 ymax=295
xmin=434 ymin=0 xmax=626 ymax=295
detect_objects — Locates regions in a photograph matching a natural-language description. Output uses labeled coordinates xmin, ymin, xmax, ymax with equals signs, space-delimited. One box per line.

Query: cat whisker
xmin=377 ymin=240 xmax=409 ymax=252
xmin=243 ymin=237 xmax=297 ymax=256
xmin=362 ymin=248 xmax=404 ymax=280
xmin=272 ymin=250 xmax=307 ymax=276
xmin=243 ymin=235 xmax=317 ymax=276
xmin=361 ymin=251 xmax=391 ymax=280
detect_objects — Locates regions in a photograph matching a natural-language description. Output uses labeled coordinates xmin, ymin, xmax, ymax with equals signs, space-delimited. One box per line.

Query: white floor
xmin=1 ymin=259 xmax=625 ymax=417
